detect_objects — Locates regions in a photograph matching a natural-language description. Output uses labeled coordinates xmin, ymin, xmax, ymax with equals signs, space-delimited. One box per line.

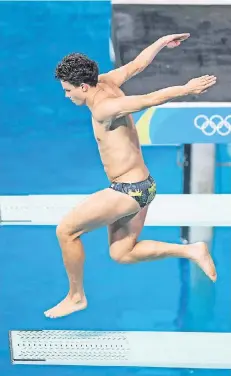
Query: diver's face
xmin=61 ymin=81 xmax=88 ymax=106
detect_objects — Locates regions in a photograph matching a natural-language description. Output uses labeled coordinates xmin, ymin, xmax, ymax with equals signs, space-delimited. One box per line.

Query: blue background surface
xmin=133 ymin=108 xmax=231 ymax=144
xmin=0 ymin=2 xmax=231 ymax=376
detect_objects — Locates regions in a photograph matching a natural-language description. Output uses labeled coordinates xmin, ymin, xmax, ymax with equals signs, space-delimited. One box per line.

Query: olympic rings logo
xmin=194 ymin=115 xmax=231 ymax=136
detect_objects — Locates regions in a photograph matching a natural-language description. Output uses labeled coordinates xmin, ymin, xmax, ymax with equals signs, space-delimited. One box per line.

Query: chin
xmin=73 ymin=100 xmax=84 ymax=106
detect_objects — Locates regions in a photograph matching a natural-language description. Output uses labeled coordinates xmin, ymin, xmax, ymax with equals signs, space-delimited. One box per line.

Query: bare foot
xmin=188 ymin=242 xmax=217 ymax=282
xmin=44 ymin=293 xmax=87 ymax=318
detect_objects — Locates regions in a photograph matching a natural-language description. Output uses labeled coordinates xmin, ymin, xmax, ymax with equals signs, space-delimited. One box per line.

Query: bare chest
xmin=92 ymin=115 xmax=133 ymax=143
xmin=91 ymin=79 xmax=135 ymax=143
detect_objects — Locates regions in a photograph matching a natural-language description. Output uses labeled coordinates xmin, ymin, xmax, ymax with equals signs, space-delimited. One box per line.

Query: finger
xmin=175 ymin=33 xmax=190 ymax=41
xmin=168 ymin=33 xmax=189 ymax=42
xmin=204 ymin=75 xmax=217 ymax=82
xmin=166 ymin=40 xmax=181 ymax=48
xmin=200 ymin=75 xmax=211 ymax=79
xmin=204 ymin=74 xmax=216 ymax=78
xmin=174 ymin=33 xmax=190 ymax=38
xmin=202 ymin=77 xmax=217 ymax=84
xmin=199 ymin=74 xmax=214 ymax=78
xmin=201 ymin=75 xmax=216 ymax=82
xmin=203 ymin=80 xmax=217 ymax=89
xmin=202 ymin=78 xmax=216 ymax=84
xmin=179 ymin=35 xmax=190 ymax=41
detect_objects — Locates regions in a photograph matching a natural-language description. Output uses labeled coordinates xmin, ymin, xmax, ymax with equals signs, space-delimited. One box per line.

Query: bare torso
xmin=91 ymin=77 xmax=149 ymax=183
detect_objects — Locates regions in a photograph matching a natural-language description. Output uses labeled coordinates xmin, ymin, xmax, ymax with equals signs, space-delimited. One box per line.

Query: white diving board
xmin=1 ymin=194 xmax=231 ymax=226
xmin=9 ymin=330 xmax=231 ymax=369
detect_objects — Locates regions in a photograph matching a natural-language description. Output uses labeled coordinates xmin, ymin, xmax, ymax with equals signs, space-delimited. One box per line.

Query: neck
xmin=86 ymin=85 xmax=102 ymax=109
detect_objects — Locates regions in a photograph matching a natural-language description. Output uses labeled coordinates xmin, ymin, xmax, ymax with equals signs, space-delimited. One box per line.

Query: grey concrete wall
xmin=112 ymin=4 xmax=231 ymax=101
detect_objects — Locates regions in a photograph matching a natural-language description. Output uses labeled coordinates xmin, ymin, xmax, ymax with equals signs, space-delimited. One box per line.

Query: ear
xmin=81 ymin=83 xmax=87 ymax=92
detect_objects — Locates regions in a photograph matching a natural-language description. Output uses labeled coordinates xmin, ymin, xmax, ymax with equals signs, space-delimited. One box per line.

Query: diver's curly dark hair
xmin=55 ymin=53 xmax=99 ymax=87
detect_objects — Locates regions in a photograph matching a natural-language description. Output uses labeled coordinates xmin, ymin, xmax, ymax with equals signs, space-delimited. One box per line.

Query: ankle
xmin=167 ymin=244 xmax=191 ymax=258
xmin=68 ymin=291 xmax=85 ymax=301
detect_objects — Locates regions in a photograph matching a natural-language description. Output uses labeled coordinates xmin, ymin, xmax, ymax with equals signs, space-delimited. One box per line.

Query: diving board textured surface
xmin=10 ymin=330 xmax=231 ymax=369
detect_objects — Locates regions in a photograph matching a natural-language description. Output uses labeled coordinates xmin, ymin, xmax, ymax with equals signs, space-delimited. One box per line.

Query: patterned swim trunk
xmin=109 ymin=175 xmax=156 ymax=208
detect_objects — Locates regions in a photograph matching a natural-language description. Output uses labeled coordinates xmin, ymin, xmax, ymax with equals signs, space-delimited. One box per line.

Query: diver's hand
xmin=159 ymin=33 xmax=190 ymax=48
xmin=184 ymin=75 xmax=217 ymax=94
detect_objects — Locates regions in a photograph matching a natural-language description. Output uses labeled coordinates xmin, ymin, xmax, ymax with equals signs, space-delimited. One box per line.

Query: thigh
xmin=58 ymin=188 xmax=140 ymax=237
xmin=108 ymin=205 xmax=149 ymax=260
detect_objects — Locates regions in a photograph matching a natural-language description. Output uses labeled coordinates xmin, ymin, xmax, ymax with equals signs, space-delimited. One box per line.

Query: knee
xmin=56 ymin=223 xmax=69 ymax=241
xmin=56 ymin=222 xmax=82 ymax=242
xmin=109 ymin=246 xmax=131 ymax=264
xmin=110 ymin=251 xmax=123 ymax=263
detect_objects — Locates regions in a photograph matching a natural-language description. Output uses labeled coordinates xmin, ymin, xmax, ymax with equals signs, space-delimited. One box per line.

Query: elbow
xmin=142 ymin=94 xmax=157 ymax=108
xmin=132 ymin=59 xmax=146 ymax=75
xmin=146 ymin=93 xmax=168 ymax=107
